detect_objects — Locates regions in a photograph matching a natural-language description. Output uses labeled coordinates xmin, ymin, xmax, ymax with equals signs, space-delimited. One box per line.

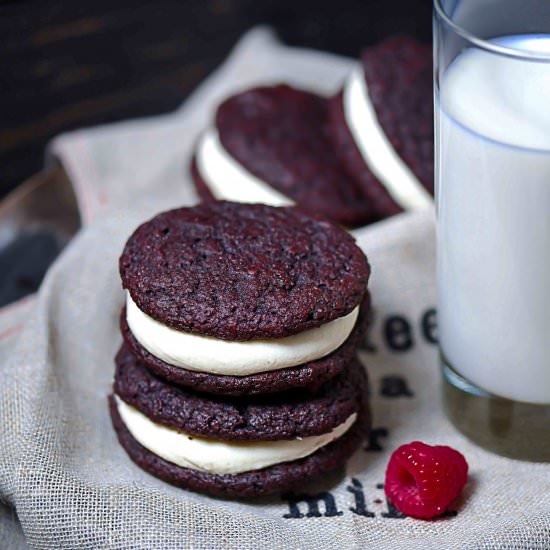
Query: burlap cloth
xmin=1 ymin=28 xmax=549 ymax=550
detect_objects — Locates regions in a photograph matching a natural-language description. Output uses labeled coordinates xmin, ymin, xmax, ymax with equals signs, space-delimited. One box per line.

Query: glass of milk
xmin=434 ymin=0 xmax=550 ymax=460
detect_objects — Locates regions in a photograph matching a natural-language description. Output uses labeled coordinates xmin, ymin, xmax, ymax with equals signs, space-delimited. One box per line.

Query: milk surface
xmin=438 ymin=35 xmax=550 ymax=404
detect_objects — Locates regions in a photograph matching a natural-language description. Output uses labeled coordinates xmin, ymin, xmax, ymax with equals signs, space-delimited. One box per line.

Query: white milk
xmin=438 ymin=35 xmax=550 ymax=404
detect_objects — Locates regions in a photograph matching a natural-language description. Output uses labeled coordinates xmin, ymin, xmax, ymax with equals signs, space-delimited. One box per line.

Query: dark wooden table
xmin=0 ymin=0 xmax=431 ymax=198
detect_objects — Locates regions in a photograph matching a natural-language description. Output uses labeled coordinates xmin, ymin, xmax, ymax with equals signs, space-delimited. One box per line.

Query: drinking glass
xmin=434 ymin=0 xmax=550 ymax=460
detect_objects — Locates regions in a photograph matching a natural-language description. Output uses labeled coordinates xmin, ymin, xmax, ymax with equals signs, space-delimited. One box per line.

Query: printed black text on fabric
xmin=282 ymin=480 xmax=457 ymax=520
xmin=362 ymin=307 xmax=437 ymax=352
xmin=282 ymin=480 xmax=458 ymax=519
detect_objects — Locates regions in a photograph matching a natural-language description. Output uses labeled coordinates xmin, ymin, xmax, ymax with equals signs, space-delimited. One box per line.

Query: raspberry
xmin=385 ymin=441 xmax=468 ymax=519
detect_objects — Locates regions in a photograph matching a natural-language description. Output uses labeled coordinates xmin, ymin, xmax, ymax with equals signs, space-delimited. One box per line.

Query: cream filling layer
xmin=342 ymin=66 xmax=433 ymax=211
xmin=126 ymin=291 xmax=359 ymax=376
xmin=115 ymin=396 xmax=357 ymax=475
xmin=196 ymin=129 xmax=294 ymax=207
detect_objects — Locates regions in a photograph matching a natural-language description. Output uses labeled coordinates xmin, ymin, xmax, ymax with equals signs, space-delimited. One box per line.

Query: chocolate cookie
xmin=119 ymin=202 xmax=370 ymax=341
xmin=109 ymin=395 xmax=369 ymax=499
xmin=120 ymin=291 xmax=369 ymax=396
xmin=191 ymin=85 xmax=374 ymax=227
xmin=329 ymin=37 xmax=433 ymax=218
xmin=114 ymin=343 xmax=367 ymax=441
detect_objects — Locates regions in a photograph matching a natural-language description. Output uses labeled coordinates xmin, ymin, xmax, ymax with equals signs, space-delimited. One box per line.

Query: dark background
xmin=0 ymin=0 xmax=432 ymax=198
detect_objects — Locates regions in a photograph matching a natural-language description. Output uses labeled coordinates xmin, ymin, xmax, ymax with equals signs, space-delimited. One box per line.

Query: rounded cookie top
xmin=113 ymin=342 xmax=367 ymax=441
xmin=119 ymin=201 xmax=370 ymax=341
xmin=361 ymin=37 xmax=433 ymax=193
xmin=214 ymin=84 xmax=374 ymax=227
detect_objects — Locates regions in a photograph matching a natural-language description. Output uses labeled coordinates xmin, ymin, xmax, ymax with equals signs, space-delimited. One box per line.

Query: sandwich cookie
xmin=190 ymin=85 xmax=374 ymax=228
xmin=119 ymin=202 xmax=370 ymax=393
xmin=120 ymin=293 xmax=369 ymax=396
xmin=329 ymin=37 xmax=434 ymax=219
xmin=109 ymin=344 xmax=369 ymax=498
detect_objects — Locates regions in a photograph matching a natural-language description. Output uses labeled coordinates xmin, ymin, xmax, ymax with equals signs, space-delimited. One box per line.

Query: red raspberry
xmin=385 ymin=441 xmax=468 ymax=519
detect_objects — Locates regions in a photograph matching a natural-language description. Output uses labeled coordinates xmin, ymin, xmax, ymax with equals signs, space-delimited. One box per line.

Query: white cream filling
xmin=126 ymin=291 xmax=359 ymax=376
xmin=115 ymin=396 xmax=357 ymax=475
xmin=342 ymin=66 xmax=433 ymax=211
xmin=196 ymin=129 xmax=294 ymax=207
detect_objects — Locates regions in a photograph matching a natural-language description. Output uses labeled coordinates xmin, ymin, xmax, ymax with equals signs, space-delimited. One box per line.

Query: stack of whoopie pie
xmin=191 ymin=36 xmax=433 ymax=226
xmin=110 ymin=201 xmax=371 ymax=498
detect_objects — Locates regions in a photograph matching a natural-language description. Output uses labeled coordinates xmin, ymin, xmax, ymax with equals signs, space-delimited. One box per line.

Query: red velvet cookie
xmin=190 ymin=85 xmax=375 ymax=227
xmin=113 ymin=343 xmax=367 ymax=441
xmin=119 ymin=202 xmax=370 ymax=341
xmin=329 ymin=37 xmax=433 ymax=219
xmin=109 ymin=392 xmax=369 ymax=499
xmin=120 ymin=292 xmax=369 ymax=396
